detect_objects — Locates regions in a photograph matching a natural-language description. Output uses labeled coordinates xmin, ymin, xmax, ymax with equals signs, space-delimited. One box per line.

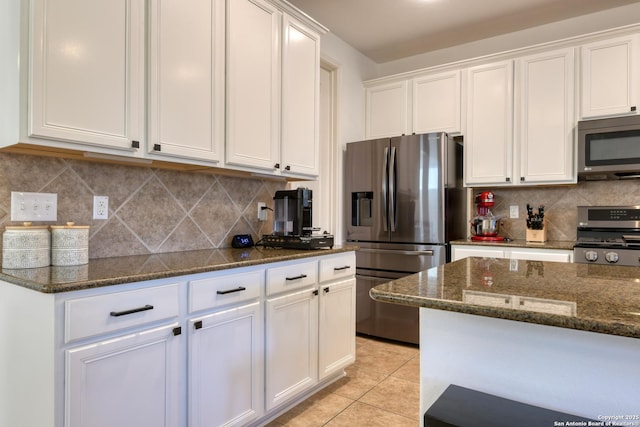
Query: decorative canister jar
xmin=50 ymin=222 xmax=90 ymax=266
xmin=2 ymin=222 xmax=51 ymax=269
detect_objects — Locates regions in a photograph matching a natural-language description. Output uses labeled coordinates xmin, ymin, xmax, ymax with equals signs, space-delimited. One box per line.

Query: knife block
xmin=526 ymin=225 xmax=547 ymax=243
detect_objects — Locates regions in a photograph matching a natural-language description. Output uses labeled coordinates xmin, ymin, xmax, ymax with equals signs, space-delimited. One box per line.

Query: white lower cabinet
xmin=452 ymin=245 xmax=573 ymax=262
xmin=65 ymin=323 xmax=182 ymax=427
xmin=188 ymin=302 xmax=263 ymax=427
xmin=265 ymin=286 xmax=319 ymax=410
xmin=0 ymin=251 xmax=356 ymax=427
xmin=318 ymin=277 xmax=356 ymax=380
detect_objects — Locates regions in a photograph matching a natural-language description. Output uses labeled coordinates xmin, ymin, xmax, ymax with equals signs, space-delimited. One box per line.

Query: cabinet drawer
xmin=65 ymin=283 xmax=180 ymax=343
xmin=319 ymin=252 xmax=355 ymax=283
xmin=266 ymin=260 xmax=318 ymax=296
xmin=189 ymin=270 xmax=263 ymax=313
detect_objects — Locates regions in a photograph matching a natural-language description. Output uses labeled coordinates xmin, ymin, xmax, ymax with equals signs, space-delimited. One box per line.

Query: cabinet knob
xmin=131 ymin=140 xmax=140 ymax=149
xmin=274 ymin=163 xmax=280 ymax=169
xmin=520 ymin=177 xmax=525 ymax=182
xmin=505 ymin=177 xmax=511 ymax=182
xmin=632 ymin=106 xmax=637 ymax=112
xmin=173 ymin=327 xmax=182 ymax=336
xmin=153 ymin=144 xmax=161 ymax=151
xmin=285 ymin=165 xmax=291 ymax=171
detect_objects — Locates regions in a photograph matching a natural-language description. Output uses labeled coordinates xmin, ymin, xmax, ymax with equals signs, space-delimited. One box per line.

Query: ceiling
xmin=288 ymin=0 xmax=640 ymax=63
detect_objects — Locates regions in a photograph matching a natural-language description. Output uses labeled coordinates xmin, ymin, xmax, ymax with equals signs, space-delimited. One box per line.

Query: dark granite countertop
xmin=450 ymin=238 xmax=575 ymax=250
xmin=370 ymin=257 xmax=640 ymax=339
xmin=0 ymin=246 xmax=357 ymax=294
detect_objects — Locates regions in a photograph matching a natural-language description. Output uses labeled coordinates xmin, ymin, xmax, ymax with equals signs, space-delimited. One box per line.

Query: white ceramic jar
xmin=2 ymin=222 xmax=51 ymax=269
xmin=50 ymin=222 xmax=89 ymax=266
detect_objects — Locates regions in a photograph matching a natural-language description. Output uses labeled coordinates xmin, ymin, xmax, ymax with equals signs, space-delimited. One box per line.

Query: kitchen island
xmin=370 ymin=257 xmax=640 ymax=425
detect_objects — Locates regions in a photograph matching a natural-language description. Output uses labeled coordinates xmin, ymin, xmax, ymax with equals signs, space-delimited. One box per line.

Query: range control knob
xmin=584 ymin=250 xmax=598 ymax=262
xmin=605 ymin=252 xmax=619 ymax=264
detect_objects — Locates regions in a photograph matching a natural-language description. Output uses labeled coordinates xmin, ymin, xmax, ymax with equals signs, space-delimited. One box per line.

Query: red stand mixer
xmin=470 ymin=191 xmax=504 ymax=242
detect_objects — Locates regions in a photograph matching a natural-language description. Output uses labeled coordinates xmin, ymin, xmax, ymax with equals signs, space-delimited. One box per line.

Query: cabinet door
xmin=365 ymin=80 xmax=409 ymax=139
xmin=30 ymin=0 xmax=144 ymax=152
xmin=65 ymin=323 xmax=181 ymax=427
xmin=581 ymin=34 xmax=639 ymax=119
xmin=451 ymin=246 xmax=506 ymax=261
xmin=318 ymin=278 xmax=355 ymax=380
xmin=265 ymin=287 xmax=318 ymax=410
xmin=226 ymin=0 xmax=281 ymax=171
xmin=148 ymin=0 xmax=225 ymax=162
xmin=413 ymin=70 xmax=461 ymax=135
xmin=189 ymin=302 xmax=262 ymax=427
xmin=465 ymin=61 xmax=514 ymax=185
xmin=281 ymin=15 xmax=320 ymax=177
xmin=510 ymin=250 xmax=572 ymax=263
xmin=517 ymin=48 xmax=575 ymax=184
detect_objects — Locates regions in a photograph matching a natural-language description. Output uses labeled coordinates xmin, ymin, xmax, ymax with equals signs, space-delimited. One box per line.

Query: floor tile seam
xmin=348 ymin=400 xmax=420 ymax=423
xmin=319 ymin=398 xmax=361 ymax=426
xmin=358 ymin=377 xmax=421 ymax=421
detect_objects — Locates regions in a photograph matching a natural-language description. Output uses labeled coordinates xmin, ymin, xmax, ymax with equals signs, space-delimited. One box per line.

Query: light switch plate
xmin=11 ymin=192 xmax=58 ymax=222
xmin=509 ymin=205 xmax=519 ymax=219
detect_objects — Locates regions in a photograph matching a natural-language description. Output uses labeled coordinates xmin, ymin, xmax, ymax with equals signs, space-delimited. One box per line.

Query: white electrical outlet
xmin=11 ymin=192 xmax=58 ymax=222
xmin=509 ymin=205 xmax=519 ymax=219
xmin=257 ymin=202 xmax=267 ymax=221
xmin=93 ymin=195 xmax=109 ymax=220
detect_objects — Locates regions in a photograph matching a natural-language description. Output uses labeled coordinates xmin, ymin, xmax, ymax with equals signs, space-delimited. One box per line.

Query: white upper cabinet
xmin=226 ymin=0 xmax=321 ymax=178
xmin=465 ymin=48 xmax=575 ymax=186
xmin=412 ymin=70 xmax=461 ymax=135
xmin=29 ymin=0 xmax=144 ymax=153
xmin=580 ymin=34 xmax=639 ymax=119
xmin=365 ymin=69 xmax=462 ymax=139
xmin=147 ymin=0 xmax=225 ymax=163
xmin=465 ymin=60 xmax=514 ymax=185
xmin=365 ymin=80 xmax=410 ymax=138
xmin=516 ymin=48 xmax=575 ymax=184
xmin=226 ymin=0 xmax=281 ymax=172
xmin=281 ymin=15 xmax=321 ymax=176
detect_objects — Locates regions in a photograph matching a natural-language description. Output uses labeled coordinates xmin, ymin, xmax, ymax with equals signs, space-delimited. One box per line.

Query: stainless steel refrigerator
xmin=345 ymin=132 xmax=465 ymax=344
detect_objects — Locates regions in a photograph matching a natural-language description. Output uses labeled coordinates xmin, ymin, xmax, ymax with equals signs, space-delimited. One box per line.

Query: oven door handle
xmin=358 ymin=248 xmax=434 ymax=256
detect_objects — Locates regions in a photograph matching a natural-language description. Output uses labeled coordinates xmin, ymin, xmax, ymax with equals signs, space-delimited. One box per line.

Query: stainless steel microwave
xmin=578 ymin=114 xmax=640 ymax=180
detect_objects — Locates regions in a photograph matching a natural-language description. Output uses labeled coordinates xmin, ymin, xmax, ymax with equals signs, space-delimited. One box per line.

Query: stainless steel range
xmin=574 ymin=206 xmax=640 ymax=266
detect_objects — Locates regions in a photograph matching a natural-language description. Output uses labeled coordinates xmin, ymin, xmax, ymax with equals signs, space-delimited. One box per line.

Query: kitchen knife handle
xmin=110 ymin=304 xmax=154 ymax=317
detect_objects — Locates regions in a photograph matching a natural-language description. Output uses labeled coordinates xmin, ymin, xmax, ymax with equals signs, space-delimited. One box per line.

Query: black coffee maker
xmin=262 ymin=188 xmax=333 ymax=249
xmin=273 ymin=188 xmax=313 ymax=236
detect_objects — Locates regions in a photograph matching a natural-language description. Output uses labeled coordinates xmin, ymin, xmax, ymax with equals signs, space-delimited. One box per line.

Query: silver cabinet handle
xmin=358 ymin=248 xmax=434 ymax=256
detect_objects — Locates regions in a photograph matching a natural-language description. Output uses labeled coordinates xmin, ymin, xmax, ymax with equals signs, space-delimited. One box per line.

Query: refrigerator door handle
xmin=389 ymin=146 xmax=397 ymax=232
xmin=358 ymin=248 xmax=435 ymax=256
xmin=382 ymin=147 xmax=389 ymax=232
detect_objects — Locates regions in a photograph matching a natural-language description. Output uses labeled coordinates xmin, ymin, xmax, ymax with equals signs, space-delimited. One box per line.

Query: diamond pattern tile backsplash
xmin=475 ymin=179 xmax=640 ymax=241
xmin=0 ymin=153 xmax=286 ymax=259
xmin=4 ymin=153 xmax=640 ymax=261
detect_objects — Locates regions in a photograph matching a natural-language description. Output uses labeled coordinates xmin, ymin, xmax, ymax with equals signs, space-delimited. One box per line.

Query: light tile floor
xmin=267 ymin=335 xmax=420 ymax=426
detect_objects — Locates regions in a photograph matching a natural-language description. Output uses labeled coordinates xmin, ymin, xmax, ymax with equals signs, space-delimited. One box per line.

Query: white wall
xmin=318 ymin=32 xmax=377 ymax=243
xmin=378 ymin=2 xmax=640 ymax=76
xmin=320 ymin=32 xmax=378 ymax=146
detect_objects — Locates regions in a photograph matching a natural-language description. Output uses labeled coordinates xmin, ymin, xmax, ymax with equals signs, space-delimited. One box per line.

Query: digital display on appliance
xmin=588 ymin=209 xmax=640 ymax=221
